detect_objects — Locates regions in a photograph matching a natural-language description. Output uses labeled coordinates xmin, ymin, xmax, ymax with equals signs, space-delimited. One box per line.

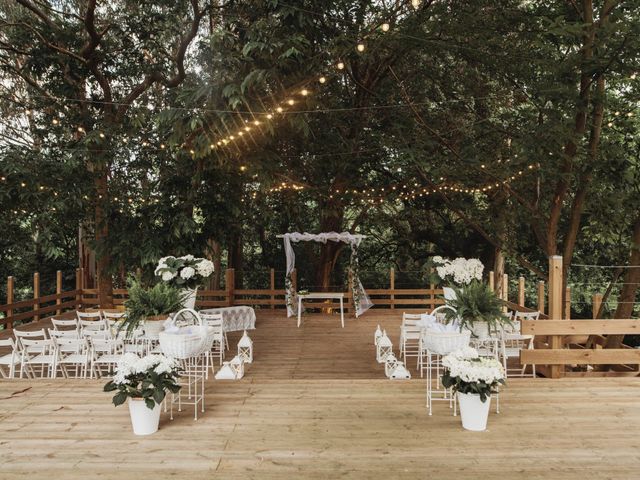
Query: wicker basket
xmin=422 ymin=329 xmax=471 ymax=355
xmin=159 ymin=308 xmax=216 ymax=359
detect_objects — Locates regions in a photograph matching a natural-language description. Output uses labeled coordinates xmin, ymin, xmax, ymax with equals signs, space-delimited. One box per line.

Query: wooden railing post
xmin=56 ymin=270 xmax=62 ymax=315
xmin=226 ymin=268 xmax=235 ymax=306
xmin=6 ymin=276 xmax=14 ymax=330
xmin=291 ymin=269 xmax=297 ymax=293
xmin=548 ymin=255 xmax=564 ymax=378
xmin=488 ymin=271 xmax=495 ymax=292
xmin=564 ymin=286 xmax=571 ymax=320
xmin=270 ymin=268 xmax=275 ymax=309
xmin=429 ymin=267 xmax=436 ymax=311
xmin=518 ymin=276 xmax=525 ymax=307
xmin=75 ymin=268 xmax=82 ymax=309
xmin=501 ymin=273 xmax=508 ymax=312
xmin=33 ymin=272 xmax=40 ymax=322
xmin=592 ymin=293 xmax=603 ymax=319
xmin=390 ymin=268 xmax=395 ymax=310
xmin=537 ymin=281 xmax=545 ymax=314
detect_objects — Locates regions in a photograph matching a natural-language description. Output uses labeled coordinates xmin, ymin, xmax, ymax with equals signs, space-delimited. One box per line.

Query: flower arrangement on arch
xmin=103 ymin=353 xmax=182 ymax=409
xmin=155 ymin=255 xmax=215 ymax=290
xmin=432 ymin=256 xmax=484 ymax=286
xmin=441 ymin=347 xmax=505 ymax=402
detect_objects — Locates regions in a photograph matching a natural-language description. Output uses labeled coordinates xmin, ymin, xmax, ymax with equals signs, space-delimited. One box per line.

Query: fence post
xmin=390 ymin=268 xmax=395 ymax=310
xmin=548 ymin=255 xmax=564 ymax=378
xmin=537 ymin=281 xmax=545 ymax=314
xmin=518 ymin=276 xmax=525 ymax=307
xmin=75 ymin=268 xmax=82 ymax=309
xmin=226 ymin=269 xmax=235 ymax=306
xmin=33 ymin=272 xmax=40 ymax=322
xmin=56 ymin=270 xmax=62 ymax=315
xmin=592 ymin=293 xmax=603 ymax=319
xmin=430 ymin=267 xmax=436 ymax=311
xmin=564 ymin=286 xmax=571 ymax=320
xmin=6 ymin=276 xmax=14 ymax=330
xmin=501 ymin=273 xmax=508 ymax=312
xmin=270 ymin=268 xmax=275 ymax=310
xmin=488 ymin=271 xmax=495 ymax=292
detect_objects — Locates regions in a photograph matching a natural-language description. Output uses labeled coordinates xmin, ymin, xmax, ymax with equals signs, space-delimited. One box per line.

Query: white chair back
xmin=48 ymin=328 xmax=79 ymax=339
xmin=79 ymin=319 xmax=107 ymax=331
xmin=77 ymin=311 xmax=103 ymax=321
xmin=51 ymin=318 xmax=78 ymax=330
xmin=14 ymin=328 xmax=47 ymax=349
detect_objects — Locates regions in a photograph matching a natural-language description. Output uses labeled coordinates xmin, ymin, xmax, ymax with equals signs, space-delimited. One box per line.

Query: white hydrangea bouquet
xmin=154 ymin=255 xmax=214 ymax=290
xmin=432 ymin=256 xmax=484 ymax=286
xmin=103 ymin=353 xmax=182 ymax=409
xmin=441 ymin=347 xmax=505 ymax=402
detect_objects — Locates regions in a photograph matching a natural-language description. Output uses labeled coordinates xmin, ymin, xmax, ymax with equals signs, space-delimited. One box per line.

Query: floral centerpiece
xmin=155 ymin=255 xmax=215 ymax=309
xmin=432 ymin=256 xmax=484 ymax=286
xmin=103 ymin=353 xmax=182 ymax=435
xmin=441 ymin=347 xmax=505 ymax=431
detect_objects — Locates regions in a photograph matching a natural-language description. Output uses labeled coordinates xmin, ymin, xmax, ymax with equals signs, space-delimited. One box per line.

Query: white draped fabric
xmin=280 ymin=232 xmax=373 ymax=318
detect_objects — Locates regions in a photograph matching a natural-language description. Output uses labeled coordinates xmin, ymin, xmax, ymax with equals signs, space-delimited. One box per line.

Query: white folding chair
xmin=200 ymin=313 xmax=225 ymax=372
xmin=51 ymin=333 xmax=90 ymax=378
xmin=51 ymin=317 xmax=79 ymax=333
xmin=90 ymin=337 xmax=124 ymax=378
xmin=400 ymin=313 xmax=422 ymax=369
xmin=79 ymin=319 xmax=108 ymax=335
xmin=102 ymin=311 xmax=125 ymax=330
xmin=0 ymin=338 xmax=21 ymax=378
xmin=500 ymin=310 xmax=538 ymax=378
xmin=77 ymin=310 xmax=103 ymax=321
xmin=14 ymin=329 xmax=57 ymax=379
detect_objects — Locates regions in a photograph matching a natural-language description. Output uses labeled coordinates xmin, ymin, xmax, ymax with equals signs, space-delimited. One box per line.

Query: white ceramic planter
xmin=181 ymin=287 xmax=198 ymax=310
xmin=128 ymin=398 xmax=161 ymax=435
xmin=470 ymin=322 xmax=490 ymax=340
xmin=457 ymin=392 xmax=491 ymax=431
xmin=143 ymin=316 xmax=168 ymax=340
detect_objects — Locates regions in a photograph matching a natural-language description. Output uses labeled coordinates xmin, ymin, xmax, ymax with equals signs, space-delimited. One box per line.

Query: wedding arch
xmin=277 ymin=232 xmax=373 ymax=318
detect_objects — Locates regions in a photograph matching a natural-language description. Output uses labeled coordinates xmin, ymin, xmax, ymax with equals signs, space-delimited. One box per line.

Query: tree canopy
xmin=1 ymin=0 xmax=639 ymax=320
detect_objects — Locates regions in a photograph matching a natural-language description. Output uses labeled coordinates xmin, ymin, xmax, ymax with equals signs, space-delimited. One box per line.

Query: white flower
xmin=432 ymin=256 xmax=444 ymax=264
xmin=180 ymin=266 xmax=196 ymax=279
xmin=161 ymin=271 xmax=176 ymax=281
xmin=180 ymin=254 xmax=195 ymax=262
xmin=195 ymin=259 xmax=214 ymax=278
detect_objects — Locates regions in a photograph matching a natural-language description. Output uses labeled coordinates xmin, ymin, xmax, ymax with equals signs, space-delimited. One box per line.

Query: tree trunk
xmin=315 ymin=207 xmax=344 ymax=290
xmin=206 ymin=238 xmax=221 ymax=290
xmin=605 ymin=215 xmax=640 ymax=349
xmin=227 ymin=234 xmax=243 ymax=288
xmin=94 ymin=168 xmax=113 ymax=308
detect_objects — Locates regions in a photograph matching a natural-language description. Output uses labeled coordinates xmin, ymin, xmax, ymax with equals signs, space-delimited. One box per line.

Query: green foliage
xmin=120 ymin=277 xmax=185 ymax=338
xmin=444 ymin=281 xmax=511 ymax=335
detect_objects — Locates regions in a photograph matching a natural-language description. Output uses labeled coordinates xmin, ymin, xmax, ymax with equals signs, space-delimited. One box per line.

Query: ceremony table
xmin=297 ymin=292 xmax=345 ymax=328
xmin=200 ymin=306 xmax=256 ymax=332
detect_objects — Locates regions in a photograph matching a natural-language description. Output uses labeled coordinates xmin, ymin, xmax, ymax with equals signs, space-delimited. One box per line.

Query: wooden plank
xmin=521 ymin=319 xmax=640 ymax=335
xmin=521 ymin=348 xmax=640 ymax=365
xmin=548 ymin=255 xmax=564 ymax=378
xmin=33 ymin=272 xmax=40 ymax=321
xmin=537 ymin=280 xmax=545 ymax=314
xmin=488 ymin=270 xmax=495 ymax=292
xmin=56 ymin=270 xmax=62 ymax=315
xmin=0 ymin=299 xmax=78 ymax=325
xmin=518 ymin=276 xmax=525 ymax=306
xmin=6 ymin=275 xmax=14 ymax=329
xmin=390 ymin=268 xmax=395 ymax=310
xmin=270 ymin=268 xmax=275 ymax=310
xmin=592 ymin=293 xmax=603 ymax=319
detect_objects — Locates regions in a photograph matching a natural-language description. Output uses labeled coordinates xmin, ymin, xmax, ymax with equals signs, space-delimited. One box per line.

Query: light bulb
xmin=240 ymin=166 xmax=247 ymax=172
xmin=77 ymin=126 xmax=84 ymax=132
xmin=300 ymin=89 xmax=309 ymax=96
xmin=276 ymin=107 xmax=283 ymax=113
xmin=319 ymin=76 xmax=326 ymax=84
xmin=337 ymin=62 xmax=345 ymax=70
xmin=244 ymin=126 xmax=250 ymax=131
xmin=238 ymin=131 xmax=244 ymax=136
xmin=411 ymin=0 xmax=421 ymax=9
xmin=357 ymin=43 xmax=365 ymax=52
xmin=254 ymin=120 xmax=260 ymax=125
xmin=52 ymin=119 xmax=59 ymax=125
xmin=266 ymin=113 xmax=273 ymax=119
xmin=99 ymin=133 xmax=105 ymax=138
xmin=287 ymin=99 xmax=295 ymax=105
xmin=381 ymin=23 xmax=390 ymax=32
xmin=607 ymin=122 xmax=613 ymax=127
xmin=160 ymin=143 xmax=165 ymax=149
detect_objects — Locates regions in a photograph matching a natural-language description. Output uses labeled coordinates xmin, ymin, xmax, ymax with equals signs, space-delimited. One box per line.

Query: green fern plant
xmin=120 ymin=277 xmax=186 ymax=338
xmin=443 ymin=280 xmax=511 ymax=335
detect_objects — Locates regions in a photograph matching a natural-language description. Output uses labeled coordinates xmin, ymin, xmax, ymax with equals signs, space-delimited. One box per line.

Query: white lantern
xmin=237 ymin=330 xmax=253 ymax=363
xmin=374 ymin=325 xmax=383 ymax=345
xmin=215 ymin=355 xmax=244 ymax=380
xmin=390 ymin=361 xmax=411 ymax=380
xmin=384 ymin=352 xmax=399 ymax=378
xmin=376 ymin=330 xmax=393 ymax=363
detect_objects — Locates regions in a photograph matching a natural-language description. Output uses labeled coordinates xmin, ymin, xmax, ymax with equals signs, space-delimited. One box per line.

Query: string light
xmin=52 ymin=119 xmax=59 ymax=125
xmin=300 ymin=89 xmax=309 ymax=96
xmin=356 ymin=43 xmax=365 ymax=52
xmin=337 ymin=62 xmax=345 ymax=70
xmin=411 ymin=0 xmax=421 ymax=9
xmin=381 ymin=23 xmax=390 ymax=32
xmin=287 ymin=99 xmax=295 ymax=106
xmin=319 ymin=76 xmax=326 ymax=84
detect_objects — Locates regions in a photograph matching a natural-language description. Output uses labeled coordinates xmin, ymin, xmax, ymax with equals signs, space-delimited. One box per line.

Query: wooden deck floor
xmin=1 ymin=311 xmax=640 ymax=479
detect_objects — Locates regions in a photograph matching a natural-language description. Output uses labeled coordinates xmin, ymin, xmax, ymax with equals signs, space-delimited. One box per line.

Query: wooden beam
xmin=488 ymin=271 xmax=495 ymax=292
xmin=33 ymin=272 xmax=40 ymax=322
xmin=521 ymin=348 xmax=640 ymax=365
xmin=522 ymin=319 xmax=640 ymax=335
xmin=564 ymin=286 xmax=571 ymax=320
xmin=548 ymin=255 xmax=564 ymax=378
xmin=537 ymin=281 xmax=545 ymax=314
xmin=518 ymin=276 xmax=525 ymax=307
xmin=592 ymin=293 xmax=603 ymax=319
xmin=56 ymin=270 xmax=62 ymax=315
xmin=6 ymin=276 xmax=14 ymax=330
xmin=270 ymin=268 xmax=275 ymax=310
xmin=226 ymin=269 xmax=235 ymax=307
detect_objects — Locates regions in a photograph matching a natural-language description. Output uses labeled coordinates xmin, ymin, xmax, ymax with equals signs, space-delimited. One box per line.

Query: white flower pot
xmin=181 ymin=287 xmax=198 ymax=310
xmin=457 ymin=392 xmax=491 ymax=431
xmin=128 ymin=398 xmax=161 ymax=435
xmin=470 ymin=321 xmax=490 ymax=340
